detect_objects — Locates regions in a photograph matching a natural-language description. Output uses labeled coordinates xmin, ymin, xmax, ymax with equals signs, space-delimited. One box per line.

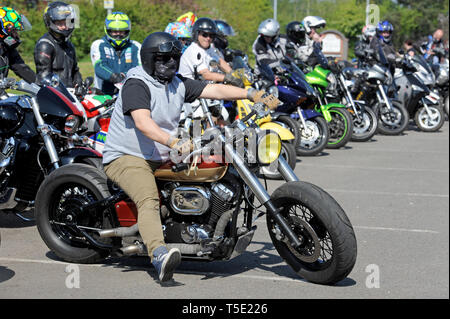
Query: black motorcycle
xmin=0 ymin=77 xmax=102 ymax=218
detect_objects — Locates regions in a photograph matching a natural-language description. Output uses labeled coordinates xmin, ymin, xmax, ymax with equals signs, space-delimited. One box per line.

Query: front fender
xmin=59 ymin=147 xmax=103 ymax=166
xmin=316 ymin=103 xmax=347 ymax=122
xmin=259 ymin=122 xmax=295 ymax=141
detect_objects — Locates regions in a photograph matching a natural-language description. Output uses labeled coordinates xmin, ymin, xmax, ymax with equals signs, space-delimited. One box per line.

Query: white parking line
xmin=297 ymin=163 xmax=449 ymax=174
xmin=325 ymin=189 xmax=449 ymax=198
xmin=251 ymin=219 xmax=440 ymax=234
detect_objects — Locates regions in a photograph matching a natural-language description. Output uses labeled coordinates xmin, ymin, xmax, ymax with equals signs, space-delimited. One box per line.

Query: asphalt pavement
xmin=0 ymin=121 xmax=448 ymax=300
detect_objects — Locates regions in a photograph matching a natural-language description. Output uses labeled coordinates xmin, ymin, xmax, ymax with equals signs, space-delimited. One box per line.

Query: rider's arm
xmin=200 ymin=83 xmax=247 ymax=101
xmin=91 ymin=39 xmax=115 ymax=81
xmin=8 ymin=48 xmax=36 ymax=84
xmin=131 ymin=109 xmax=171 ymax=146
xmin=197 ymin=68 xmax=226 ymax=82
xmin=34 ymin=40 xmax=55 ymax=84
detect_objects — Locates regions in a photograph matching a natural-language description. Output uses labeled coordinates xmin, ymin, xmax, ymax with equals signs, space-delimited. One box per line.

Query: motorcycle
xmin=395 ymin=53 xmax=445 ymax=132
xmin=279 ymin=58 xmax=354 ymax=150
xmin=348 ymin=52 xmax=410 ymax=136
xmin=0 ymin=77 xmax=102 ymax=218
xmin=435 ymin=57 xmax=449 ymax=118
xmin=230 ymin=57 xmax=298 ymax=179
xmin=305 ymin=62 xmax=378 ymax=142
xmin=256 ymin=63 xmax=330 ymax=157
xmin=34 ymin=100 xmax=357 ymax=285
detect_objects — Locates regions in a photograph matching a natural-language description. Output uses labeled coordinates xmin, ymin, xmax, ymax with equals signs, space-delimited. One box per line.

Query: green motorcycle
xmin=283 ymin=60 xmax=353 ymax=149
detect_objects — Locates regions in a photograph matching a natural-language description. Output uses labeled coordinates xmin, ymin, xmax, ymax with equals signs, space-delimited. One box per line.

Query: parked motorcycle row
xmin=0 ymin=40 xmax=447 ymax=285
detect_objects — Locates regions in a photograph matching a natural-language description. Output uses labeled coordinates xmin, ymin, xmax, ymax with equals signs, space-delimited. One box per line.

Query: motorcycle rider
xmin=416 ymin=29 xmax=448 ymax=65
xmin=164 ymin=21 xmax=193 ymax=53
xmin=354 ymin=24 xmax=377 ymax=66
xmin=102 ymin=31 xmax=280 ymax=282
xmin=0 ymin=7 xmax=36 ymax=84
xmin=34 ymin=1 xmax=82 ymax=88
xmin=252 ymin=19 xmax=289 ymax=74
xmin=212 ymin=19 xmax=243 ymax=63
xmin=371 ymin=20 xmax=397 ymax=71
xmin=179 ymin=17 xmax=242 ymax=87
xmin=90 ymin=12 xmax=141 ymax=95
xmin=284 ymin=16 xmax=328 ymax=69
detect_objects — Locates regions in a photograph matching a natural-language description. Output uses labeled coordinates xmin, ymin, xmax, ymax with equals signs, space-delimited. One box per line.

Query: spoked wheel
xmin=326 ymin=108 xmax=353 ymax=149
xmin=35 ymin=164 xmax=118 ymax=264
xmin=414 ymin=104 xmax=445 ymax=132
xmin=260 ymin=142 xmax=296 ymax=180
xmin=296 ymin=117 xmax=329 ymax=156
xmin=268 ymin=182 xmax=357 ymax=285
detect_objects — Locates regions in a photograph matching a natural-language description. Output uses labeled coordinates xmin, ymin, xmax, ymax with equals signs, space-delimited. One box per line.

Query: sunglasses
xmin=199 ymin=31 xmax=215 ymax=39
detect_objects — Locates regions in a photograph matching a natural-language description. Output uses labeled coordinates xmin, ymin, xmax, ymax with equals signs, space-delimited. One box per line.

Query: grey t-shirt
xmin=102 ymin=66 xmax=207 ymax=164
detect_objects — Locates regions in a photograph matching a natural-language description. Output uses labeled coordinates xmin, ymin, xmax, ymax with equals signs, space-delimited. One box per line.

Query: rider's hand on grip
xmin=167 ymin=137 xmax=194 ymax=156
xmin=247 ymin=88 xmax=281 ymax=111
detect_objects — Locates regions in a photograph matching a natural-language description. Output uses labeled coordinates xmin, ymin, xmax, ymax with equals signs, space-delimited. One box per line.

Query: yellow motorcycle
xmin=229 ymin=66 xmax=298 ymax=179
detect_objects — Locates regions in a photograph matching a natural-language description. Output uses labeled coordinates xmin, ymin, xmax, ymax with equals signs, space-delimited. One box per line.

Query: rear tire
xmin=35 ymin=164 xmax=115 ymax=264
xmin=268 ymin=182 xmax=357 ymax=285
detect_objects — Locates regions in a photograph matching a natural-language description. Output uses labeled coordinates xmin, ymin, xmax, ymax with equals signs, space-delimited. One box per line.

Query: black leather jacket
xmin=0 ymin=42 xmax=36 ymax=83
xmin=34 ymin=32 xmax=82 ymax=88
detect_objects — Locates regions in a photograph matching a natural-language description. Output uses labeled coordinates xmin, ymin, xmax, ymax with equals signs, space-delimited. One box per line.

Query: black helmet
xmin=0 ymin=101 xmax=24 ymax=138
xmin=192 ymin=17 xmax=217 ymax=41
xmin=43 ymin=1 xmax=76 ymax=42
xmin=140 ymin=32 xmax=183 ymax=77
xmin=286 ymin=21 xmax=306 ymax=45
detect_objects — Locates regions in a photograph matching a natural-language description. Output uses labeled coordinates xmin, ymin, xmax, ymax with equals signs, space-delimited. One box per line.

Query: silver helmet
xmin=257 ymin=19 xmax=280 ymax=37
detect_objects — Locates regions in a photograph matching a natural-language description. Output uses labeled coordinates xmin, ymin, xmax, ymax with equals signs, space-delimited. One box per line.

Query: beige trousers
xmin=104 ymin=155 xmax=165 ymax=260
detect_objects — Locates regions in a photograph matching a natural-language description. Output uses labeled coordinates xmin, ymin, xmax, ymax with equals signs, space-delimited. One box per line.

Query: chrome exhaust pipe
xmin=98 ymin=224 xmax=139 ymax=238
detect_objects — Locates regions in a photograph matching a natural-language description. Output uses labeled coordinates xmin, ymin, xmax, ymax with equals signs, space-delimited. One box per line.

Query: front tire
xmin=326 ymin=107 xmax=353 ymax=149
xmin=414 ymin=104 xmax=445 ymax=132
xmin=374 ymin=100 xmax=409 ymax=135
xmin=35 ymin=164 xmax=115 ymax=264
xmin=350 ymin=107 xmax=378 ymax=142
xmin=296 ymin=117 xmax=329 ymax=156
xmin=260 ymin=142 xmax=296 ymax=180
xmin=267 ymin=182 xmax=357 ymax=285
xmin=274 ymin=115 xmax=301 ymax=149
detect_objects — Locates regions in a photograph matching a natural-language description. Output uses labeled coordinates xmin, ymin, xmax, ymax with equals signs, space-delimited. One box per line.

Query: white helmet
xmin=302 ymin=16 xmax=326 ymax=34
xmin=362 ymin=24 xmax=376 ymax=41
xmin=257 ymin=19 xmax=280 ymax=37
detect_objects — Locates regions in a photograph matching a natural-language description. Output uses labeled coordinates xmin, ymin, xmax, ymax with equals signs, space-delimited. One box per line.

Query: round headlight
xmin=257 ymin=131 xmax=281 ymax=164
xmin=65 ymin=115 xmax=81 ymax=134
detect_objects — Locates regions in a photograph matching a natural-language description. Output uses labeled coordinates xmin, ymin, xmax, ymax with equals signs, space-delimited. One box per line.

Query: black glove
xmin=110 ymin=73 xmax=126 ymax=84
xmin=224 ymin=72 xmax=244 ymax=88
